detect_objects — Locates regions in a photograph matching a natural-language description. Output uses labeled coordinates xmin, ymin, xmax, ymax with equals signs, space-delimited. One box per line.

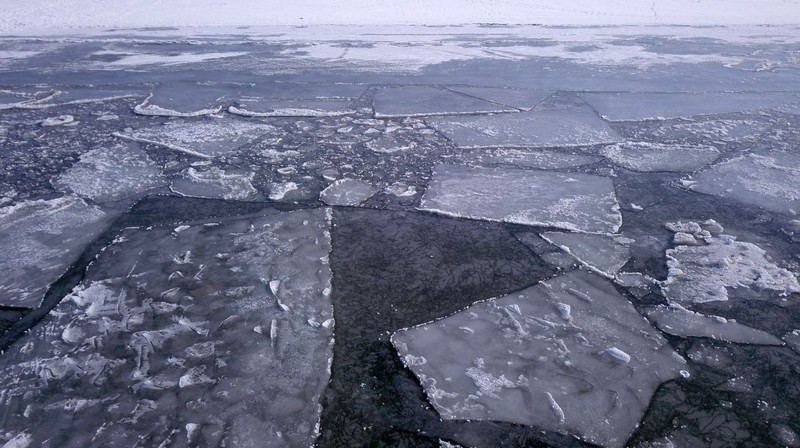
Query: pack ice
xmin=419 ymin=164 xmax=622 ymax=234
xmin=0 ymin=207 xmax=334 ymax=447
xmin=392 ymin=270 xmax=685 ymax=448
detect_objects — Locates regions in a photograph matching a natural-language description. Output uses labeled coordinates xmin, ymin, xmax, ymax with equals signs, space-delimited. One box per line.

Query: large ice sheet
xmin=601 ymin=142 xmax=720 ymax=172
xmin=0 ymin=197 xmax=111 ymax=308
xmin=419 ymin=164 xmax=622 ymax=234
xmin=446 ymin=87 xmax=554 ymax=111
xmin=0 ymin=207 xmax=334 ymax=447
xmin=373 ymin=86 xmax=514 ymax=118
xmin=646 ymin=304 xmax=783 ymax=345
xmin=541 ymin=231 xmax=630 ymax=277
xmin=133 ymin=83 xmax=235 ymax=117
xmin=52 ymin=143 xmax=166 ymax=203
xmin=456 ymin=148 xmax=601 ymax=170
xmin=319 ymin=179 xmax=378 ymax=206
xmin=171 ymin=166 xmax=260 ymax=201
xmin=115 ymin=120 xmax=272 ymax=159
xmin=683 ymin=150 xmax=800 ymax=214
xmin=392 ymin=270 xmax=685 ymax=448
xmin=428 ymin=108 xmax=620 ymax=148
xmin=580 ymin=92 xmax=800 ymax=121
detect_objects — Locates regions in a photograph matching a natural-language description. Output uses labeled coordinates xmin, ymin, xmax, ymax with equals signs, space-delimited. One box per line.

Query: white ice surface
xmin=392 ymin=270 xmax=685 ymax=448
xmin=171 ymin=166 xmax=259 ymax=201
xmin=455 ymin=148 xmax=601 ymax=170
xmin=645 ymin=304 xmax=783 ymax=345
xmin=541 ymin=231 xmax=630 ymax=278
xmin=601 ymin=142 xmax=720 ymax=172
xmin=89 ymin=50 xmax=247 ymax=67
xmin=319 ymin=179 xmax=378 ymax=206
xmin=445 ymin=87 xmax=553 ymax=111
xmin=229 ymin=98 xmax=354 ymax=117
xmin=116 ymin=120 xmax=271 ymax=158
xmin=419 ymin=164 xmax=622 ymax=234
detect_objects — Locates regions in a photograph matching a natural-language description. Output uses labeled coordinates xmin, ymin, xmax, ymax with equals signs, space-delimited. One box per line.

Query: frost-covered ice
xmin=90 ymin=50 xmax=248 ymax=67
xmin=373 ymin=86 xmax=515 ymax=118
xmin=229 ymin=98 xmax=355 ymax=117
xmin=116 ymin=120 xmax=271 ymax=158
xmin=0 ymin=197 xmax=112 ymax=308
xmin=664 ymin=222 xmax=800 ymax=304
xmin=445 ymin=87 xmax=554 ymax=111
xmin=0 ymin=207 xmax=334 ymax=447
xmin=319 ymin=179 xmax=378 ymax=206
xmin=40 ymin=115 xmax=75 ymax=126
xmin=392 ymin=270 xmax=685 ymax=448
xmin=541 ymin=232 xmax=630 ymax=277
xmin=420 ymin=164 xmax=622 ymax=233
xmin=646 ymin=304 xmax=783 ymax=345
xmin=268 ymin=182 xmax=300 ymax=201
xmin=683 ymin=150 xmax=800 ymax=214
xmin=133 ymin=84 xmax=236 ymax=117
xmin=428 ymin=107 xmax=620 ymax=149
xmin=53 ymin=143 xmax=165 ymax=203
xmin=580 ymin=92 xmax=800 ymax=121
xmin=171 ymin=166 xmax=259 ymax=201
xmin=456 ymin=148 xmax=601 ymax=170
xmin=601 ymin=142 xmax=720 ymax=172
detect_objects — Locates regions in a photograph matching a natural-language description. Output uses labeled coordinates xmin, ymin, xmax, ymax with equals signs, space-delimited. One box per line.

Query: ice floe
xmin=445 ymin=87 xmax=554 ymax=111
xmin=373 ymin=86 xmax=515 ymax=118
xmin=132 ymin=83 xmax=236 ymax=117
xmin=683 ymin=150 xmax=800 ymax=215
xmin=419 ymin=164 xmax=622 ymax=234
xmin=90 ymin=50 xmax=248 ymax=67
xmin=39 ymin=115 xmax=75 ymax=127
xmin=116 ymin=120 xmax=270 ymax=158
xmin=52 ymin=143 xmax=165 ymax=203
xmin=229 ymin=98 xmax=354 ymax=117
xmin=456 ymin=148 xmax=601 ymax=170
xmin=171 ymin=166 xmax=259 ymax=201
xmin=427 ymin=107 xmax=620 ymax=149
xmin=392 ymin=270 xmax=685 ymax=448
xmin=645 ymin=304 xmax=783 ymax=345
xmin=0 ymin=196 xmax=112 ymax=308
xmin=601 ymin=141 xmax=720 ymax=172
xmin=319 ymin=179 xmax=378 ymax=206
xmin=540 ymin=232 xmax=630 ymax=278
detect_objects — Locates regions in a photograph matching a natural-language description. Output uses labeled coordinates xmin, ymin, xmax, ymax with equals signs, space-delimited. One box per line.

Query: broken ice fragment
xmin=319 ymin=179 xmax=378 ymax=206
xmin=40 ymin=115 xmax=75 ymax=127
xmin=541 ymin=231 xmax=629 ymax=277
xmin=646 ymin=304 xmax=783 ymax=345
xmin=599 ymin=347 xmax=631 ymax=364
xmin=229 ymin=98 xmax=354 ymax=117
xmin=116 ymin=120 xmax=270 ymax=158
xmin=600 ymin=142 xmax=719 ymax=172
xmin=373 ymin=86 xmax=514 ymax=118
xmin=171 ymin=166 xmax=259 ymax=201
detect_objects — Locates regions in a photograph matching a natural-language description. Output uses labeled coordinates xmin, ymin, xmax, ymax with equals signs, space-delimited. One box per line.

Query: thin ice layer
xmin=0 ymin=196 xmax=111 ymax=308
xmin=601 ymin=142 xmax=720 ymax=172
xmin=646 ymin=304 xmax=783 ymax=345
xmin=0 ymin=207 xmax=334 ymax=447
xmin=445 ymin=87 xmax=554 ymax=111
xmin=684 ymin=150 xmax=800 ymax=214
xmin=52 ymin=143 xmax=166 ymax=203
xmin=116 ymin=120 xmax=271 ymax=158
xmin=456 ymin=148 xmax=601 ymax=170
xmin=427 ymin=108 xmax=620 ymax=149
xmin=171 ymin=166 xmax=259 ymax=201
xmin=580 ymin=92 xmax=800 ymax=121
xmin=541 ymin=231 xmax=629 ymax=277
xmin=419 ymin=164 xmax=622 ymax=234
xmin=229 ymin=98 xmax=354 ymax=117
xmin=373 ymin=86 xmax=514 ymax=118
xmin=133 ymin=83 xmax=235 ymax=117
xmin=319 ymin=179 xmax=378 ymax=206
xmin=392 ymin=270 xmax=684 ymax=448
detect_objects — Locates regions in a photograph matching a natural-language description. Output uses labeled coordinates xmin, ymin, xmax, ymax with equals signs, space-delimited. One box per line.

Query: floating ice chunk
xmin=664 ymin=229 xmax=800 ymax=304
xmin=90 ymin=50 xmax=247 ymax=67
xmin=116 ymin=120 xmax=269 ymax=158
xmin=600 ymin=142 xmax=719 ymax=172
xmin=427 ymin=107 xmax=620 ymax=149
xmin=456 ymin=148 xmax=601 ymax=170
xmin=373 ymin=86 xmax=514 ymax=118
xmin=268 ymin=182 xmax=299 ymax=201
xmin=702 ymin=219 xmax=724 ymax=235
xmin=541 ymin=231 xmax=629 ymax=277
xmin=392 ymin=270 xmax=684 ymax=448
xmin=420 ymin=164 xmax=622 ymax=234
xmin=673 ymin=232 xmax=699 ymax=246
xmin=40 ymin=115 xmax=75 ymax=127
xmin=784 ymin=330 xmax=800 ymax=355
xmin=445 ymin=87 xmax=554 ymax=111
xmin=229 ymin=98 xmax=354 ymax=117
xmin=53 ymin=143 xmax=165 ymax=203
xmin=646 ymin=304 xmax=783 ymax=345
xmin=580 ymin=92 xmax=799 ymax=121
xmin=683 ymin=150 xmax=800 ymax=214
xmin=171 ymin=166 xmax=259 ymax=201
xmin=319 ymin=179 xmax=378 ymax=206
xmin=366 ymin=135 xmax=418 ymax=154
xmin=384 ymin=182 xmax=417 ymax=197
xmin=1 ymin=432 xmax=31 ymax=448
xmin=0 ymin=196 xmax=111 ymax=308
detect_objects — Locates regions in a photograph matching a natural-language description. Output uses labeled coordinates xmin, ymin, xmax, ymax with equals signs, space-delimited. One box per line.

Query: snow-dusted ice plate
xmin=373 ymin=86 xmax=516 ymax=118
xmin=445 ymin=87 xmax=554 ymax=111
xmin=392 ymin=270 xmax=685 ymax=448
xmin=319 ymin=178 xmax=378 ymax=206
xmin=455 ymin=148 xmax=601 ymax=170
xmin=540 ymin=231 xmax=630 ymax=278
xmin=419 ymin=164 xmax=622 ymax=234
xmin=601 ymin=141 xmax=720 ymax=172
xmin=645 ymin=304 xmax=783 ymax=345
xmin=229 ymin=98 xmax=355 ymax=117
xmin=171 ymin=166 xmax=260 ymax=201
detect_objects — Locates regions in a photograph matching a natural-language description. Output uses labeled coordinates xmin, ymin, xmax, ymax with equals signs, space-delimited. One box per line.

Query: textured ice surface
xmin=456 ymin=148 xmax=601 ymax=170
xmin=580 ymin=92 xmax=800 ymax=121
xmin=171 ymin=166 xmax=259 ymax=201
xmin=392 ymin=270 xmax=685 ymax=448
xmin=684 ymin=150 xmax=800 ymax=214
xmin=0 ymin=207 xmax=333 ymax=447
xmin=446 ymin=87 xmax=554 ymax=111
xmin=420 ymin=164 xmax=622 ymax=233
xmin=646 ymin=304 xmax=783 ymax=345
xmin=40 ymin=115 xmax=75 ymax=126
xmin=133 ymin=84 xmax=234 ymax=116
xmin=601 ymin=142 xmax=720 ymax=172
xmin=664 ymin=223 xmax=800 ymax=304
xmin=229 ymin=98 xmax=354 ymax=117
xmin=116 ymin=120 xmax=270 ymax=158
xmin=373 ymin=86 xmax=514 ymax=118
xmin=319 ymin=179 xmax=378 ymax=206
xmin=0 ymin=196 xmax=110 ymax=308
xmin=53 ymin=143 xmax=165 ymax=203
xmin=428 ymin=107 xmax=620 ymax=148
xmin=541 ymin=232 xmax=630 ymax=277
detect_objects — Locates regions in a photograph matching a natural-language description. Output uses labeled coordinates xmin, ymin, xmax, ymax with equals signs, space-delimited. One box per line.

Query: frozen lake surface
xmin=1 ymin=24 xmax=800 ymax=447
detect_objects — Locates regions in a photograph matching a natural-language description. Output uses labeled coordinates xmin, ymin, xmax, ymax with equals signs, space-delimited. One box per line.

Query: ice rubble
xmin=600 ymin=142 xmax=720 ymax=172
xmin=0 ymin=207 xmax=334 ymax=447
xmin=40 ymin=115 xmax=75 ymax=127
xmin=540 ymin=232 xmax=630 ymax=278
xmin=419 ymin=164 xmax=622 ymax=234
xmin=445 ymin=87 xmax=554 ymax=111
xmin=171 ymin=166 xmax=259 ymax=201
xmin=229 ymin=98 xmax=355 ymax=117
xmin=319 ymin=179 xmax=378 ymax=206
xmin=455 ymin=148 xmax=601 ymax=170
xmin=392 ymin=270 xmax=685 ymax=448
xmin=0 ymin=196 xmax=111 ymax=308
xmin=579 ymin=92 xmax=800 ymax=121
xmin=52 ymin=143 xmax=165 ymax=203
xmin=427 ymin=107 xmax=620 ymax=149
xmin=115 ymin=120 xmax=270 ymax=158
xmin=683 ymin=150 xmax=800 ymax=215
xmin=645 ymin=304 xmax=783 ymax=345
xmin=372 ymin=86 xmax=514 ymax=118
